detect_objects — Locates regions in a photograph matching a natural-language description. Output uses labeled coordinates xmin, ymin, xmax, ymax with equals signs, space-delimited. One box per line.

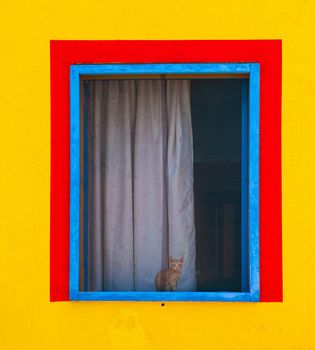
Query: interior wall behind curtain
xmin=85 ymin=79 xmax=196 ymax=291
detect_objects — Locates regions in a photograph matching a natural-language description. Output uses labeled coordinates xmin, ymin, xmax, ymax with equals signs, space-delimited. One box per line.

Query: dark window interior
xmin=80 ymin=77 xmax=247 ymax=292
xmin=191 ymin=79 xmax=243 ymax=291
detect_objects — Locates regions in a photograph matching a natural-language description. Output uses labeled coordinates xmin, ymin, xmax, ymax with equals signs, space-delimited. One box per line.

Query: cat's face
xmin=169 ymin=256 xmax=184 ymax=271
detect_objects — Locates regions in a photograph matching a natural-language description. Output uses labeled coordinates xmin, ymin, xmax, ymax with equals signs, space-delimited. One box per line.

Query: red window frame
xmin=50 ymin=40 xmax=282 ymax=302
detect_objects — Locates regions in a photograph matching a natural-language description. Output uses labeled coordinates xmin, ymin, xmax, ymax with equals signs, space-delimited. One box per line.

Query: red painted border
xmin=50 ymin=40 xmax=282 ymax=302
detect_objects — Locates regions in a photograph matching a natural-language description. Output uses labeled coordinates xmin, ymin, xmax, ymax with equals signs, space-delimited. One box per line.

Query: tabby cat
xmin=155 ymin=256 xmax=184 ymax=291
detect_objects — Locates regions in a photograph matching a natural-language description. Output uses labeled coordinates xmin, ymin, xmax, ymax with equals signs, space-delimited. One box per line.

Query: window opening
xmin=79 ymin=77 xmax=249 ymax=293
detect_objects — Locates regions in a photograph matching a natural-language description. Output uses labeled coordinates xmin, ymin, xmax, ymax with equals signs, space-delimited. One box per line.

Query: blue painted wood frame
xmin=248 ymin=63 xmax=260 ymax=300
xmin=69 ymin=63 xmax=260 ymax=302
xmin=69 ymin=67 xmax=80 ymax=300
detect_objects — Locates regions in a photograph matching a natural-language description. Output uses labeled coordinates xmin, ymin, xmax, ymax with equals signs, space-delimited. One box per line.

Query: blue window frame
xmin=70 ymin=63 xmax=260 ymax=302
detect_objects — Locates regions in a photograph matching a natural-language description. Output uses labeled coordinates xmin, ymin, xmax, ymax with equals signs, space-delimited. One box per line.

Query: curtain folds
xmin=86 ymin=79 xmax=196 ymax=291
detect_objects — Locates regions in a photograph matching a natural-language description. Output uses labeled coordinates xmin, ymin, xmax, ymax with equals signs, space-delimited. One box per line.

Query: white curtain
xmin=86 ymin=79 xmax=196 ymax=291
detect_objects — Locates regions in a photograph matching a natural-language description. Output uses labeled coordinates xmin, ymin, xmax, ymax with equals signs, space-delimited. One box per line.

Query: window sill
xmin=70 ymin=291 xmax=259 ymax=302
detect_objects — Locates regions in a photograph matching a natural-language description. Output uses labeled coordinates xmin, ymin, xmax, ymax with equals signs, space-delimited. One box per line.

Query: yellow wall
xmin=0 ymin=0 xmax=315 ymax=349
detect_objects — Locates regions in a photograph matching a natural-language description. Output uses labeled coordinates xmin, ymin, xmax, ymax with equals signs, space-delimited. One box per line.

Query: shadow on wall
xmin=108 ymin=309 xmax=155 ymax=349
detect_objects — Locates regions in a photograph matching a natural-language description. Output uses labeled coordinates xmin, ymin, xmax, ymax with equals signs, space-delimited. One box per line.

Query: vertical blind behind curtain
xmin=86 ymin=79 xmax=196 ymax=291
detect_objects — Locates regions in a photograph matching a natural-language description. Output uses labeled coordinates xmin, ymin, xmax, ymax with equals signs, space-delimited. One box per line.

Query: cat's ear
xmin=180 ymin=256 xmax=184 ymax=262
xmin=169 ymin=256 xmax=174 ymax=261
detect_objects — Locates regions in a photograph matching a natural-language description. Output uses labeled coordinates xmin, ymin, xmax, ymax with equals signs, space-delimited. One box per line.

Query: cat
xmin=155 ymin=256 xmax=184 ymax=291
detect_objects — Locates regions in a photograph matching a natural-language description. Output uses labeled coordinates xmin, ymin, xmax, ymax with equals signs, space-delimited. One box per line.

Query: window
xmin=69 ymin=63 xmax=260 ymax=301
xmin=50 ymin=40 xmax=282 ymax=303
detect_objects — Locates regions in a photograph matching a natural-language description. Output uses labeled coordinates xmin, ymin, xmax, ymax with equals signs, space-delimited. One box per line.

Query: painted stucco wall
xmin=0 ymin=0 xmax=314 ymax=349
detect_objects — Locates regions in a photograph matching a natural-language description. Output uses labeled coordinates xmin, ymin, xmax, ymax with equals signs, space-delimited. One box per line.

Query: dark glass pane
xmin=191 ymin=79 xmax=244 ymax=291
